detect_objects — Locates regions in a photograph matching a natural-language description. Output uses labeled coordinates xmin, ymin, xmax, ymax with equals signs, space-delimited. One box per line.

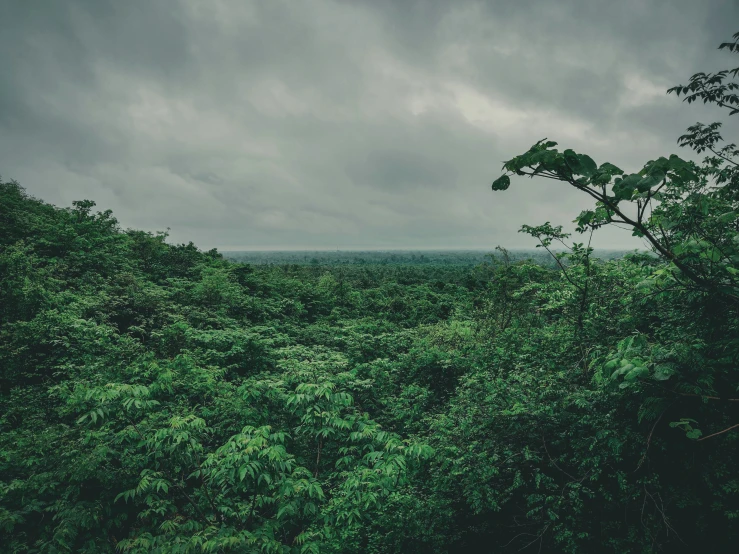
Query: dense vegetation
xmin=1 ymin=31 xmax=738 ymax=554
xmin=222 ymin=249 xmax=632 ymax=268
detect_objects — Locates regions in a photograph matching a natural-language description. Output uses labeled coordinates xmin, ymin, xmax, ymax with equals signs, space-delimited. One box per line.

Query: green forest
xmin=1 ymin=31 xmax=739 ymax=554
xmin=221 ymin=249 xmax=632 ymax=268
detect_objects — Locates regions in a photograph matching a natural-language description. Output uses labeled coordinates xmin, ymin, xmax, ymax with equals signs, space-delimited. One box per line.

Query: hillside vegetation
xmin=1 ymin=31 xmax=738 ymax=554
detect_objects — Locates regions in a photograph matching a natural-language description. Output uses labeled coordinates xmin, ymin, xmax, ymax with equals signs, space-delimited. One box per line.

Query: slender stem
xmin=707 ymin=146 xmax=739 ymax=168
xmin=314 ymin=438 xmax=323 ymax=478
xmin=698 ymin=423 xmax=739 ymax=441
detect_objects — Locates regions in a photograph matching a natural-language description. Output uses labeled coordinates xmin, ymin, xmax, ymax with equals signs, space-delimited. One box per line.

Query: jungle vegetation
xmin=221 ymin=249 xmax=632 ymax=268
xmin=1 ymin=30 xmax=738 ymax=554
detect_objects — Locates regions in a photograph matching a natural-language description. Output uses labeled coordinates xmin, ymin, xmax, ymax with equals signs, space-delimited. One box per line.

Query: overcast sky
xmin=2 ymin=0 xmax=738 ymax=251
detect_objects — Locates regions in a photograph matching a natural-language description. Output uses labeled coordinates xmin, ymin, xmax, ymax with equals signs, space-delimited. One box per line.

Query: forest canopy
xmin=1 ymin=30 xmax=739 ymax=554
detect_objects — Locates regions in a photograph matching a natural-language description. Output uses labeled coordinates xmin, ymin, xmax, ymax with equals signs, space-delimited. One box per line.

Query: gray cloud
xmin=347 ymin=148 xmax=459 ymax=192
xmin=1 ymin=0 xmax=737 ymax=251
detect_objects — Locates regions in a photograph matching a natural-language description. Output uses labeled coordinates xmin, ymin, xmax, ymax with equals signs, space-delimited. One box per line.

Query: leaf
xmin=620 ymin=363 xmax=635 ymax=374
xmin=613 ymin=174 xmax=641 ymax=200
xmin=598 ymin=162 xmax=624 ymax=176
xmin=577 ymin=154 xmax=598 ymax=177
xmin=667 ymin=154 xmax=690 ymax=171
xmin=652 ymin=364 xmax=675 ymax=381
xmin=492 ymin=175 xmax=511 ymax=191
xmin=636 ymin=174 xmax=663 ymax=192
xmin=563 ymin=149 xmax=581 ymax=173
xmin=717 ymin=211 xmax=738 ymax=224
xmin=624 ymin=366 xmax=649 ymax=381
xmin=699 ymin=247 xmax=722 ymax=262
xmin=575 ymin=210 xmax=595 ymax=229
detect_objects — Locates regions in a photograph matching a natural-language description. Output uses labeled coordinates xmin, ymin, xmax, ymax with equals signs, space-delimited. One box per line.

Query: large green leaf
xmin=576 ymin=154 xmax=598 ymax=177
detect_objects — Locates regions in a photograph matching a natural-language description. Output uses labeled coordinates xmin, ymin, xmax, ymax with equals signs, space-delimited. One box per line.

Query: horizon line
xmin=218 ymin=246 xmax=644 ymax=253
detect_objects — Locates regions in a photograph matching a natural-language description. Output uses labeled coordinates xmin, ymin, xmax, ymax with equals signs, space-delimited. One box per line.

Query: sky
xmin=1 ymin=0 xmax=738 ymax=251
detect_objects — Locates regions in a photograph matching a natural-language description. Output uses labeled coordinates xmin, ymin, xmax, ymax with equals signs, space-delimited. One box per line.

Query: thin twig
xmin=698 ymin=422 xmax=739 ymax=441
xmin=542 ymin=436 xmax=577 ymax=481
xmin=634 ymin=400 xmax=678 ymax=472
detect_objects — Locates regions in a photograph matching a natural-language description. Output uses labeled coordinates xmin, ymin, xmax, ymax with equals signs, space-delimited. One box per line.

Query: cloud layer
xmin=2 ymin=0 xmax=738 ymax=250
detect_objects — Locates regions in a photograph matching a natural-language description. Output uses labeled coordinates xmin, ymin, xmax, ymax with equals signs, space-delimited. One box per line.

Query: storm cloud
xmin=1 ymin=0 xmax=737 ymax=250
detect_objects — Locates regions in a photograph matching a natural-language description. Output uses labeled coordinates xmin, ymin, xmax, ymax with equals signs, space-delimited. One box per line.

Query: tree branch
xmin=698 ymin=423 xmax=739 ymax=441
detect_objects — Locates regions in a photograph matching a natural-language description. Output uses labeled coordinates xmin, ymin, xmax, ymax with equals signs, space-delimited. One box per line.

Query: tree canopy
xmin=2 ymin=29 xmax=739 ymax=554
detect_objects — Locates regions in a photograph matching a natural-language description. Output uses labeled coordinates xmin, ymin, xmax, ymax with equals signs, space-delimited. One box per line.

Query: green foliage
xmin=0 ymin=181 xmax=437 ymax=553
xmin=3 ymin=28 xmax=739 ymax=554
xmin=484 ymin=29 xmax=739 ymax=552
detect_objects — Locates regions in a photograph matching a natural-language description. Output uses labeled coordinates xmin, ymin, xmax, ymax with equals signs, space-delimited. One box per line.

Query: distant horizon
xmin=219 ymin=246 xmax=644 ymax=253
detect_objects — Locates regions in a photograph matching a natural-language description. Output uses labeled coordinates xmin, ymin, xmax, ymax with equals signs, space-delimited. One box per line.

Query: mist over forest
xmin=2 ymin=1 xmax=739 ymax=553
